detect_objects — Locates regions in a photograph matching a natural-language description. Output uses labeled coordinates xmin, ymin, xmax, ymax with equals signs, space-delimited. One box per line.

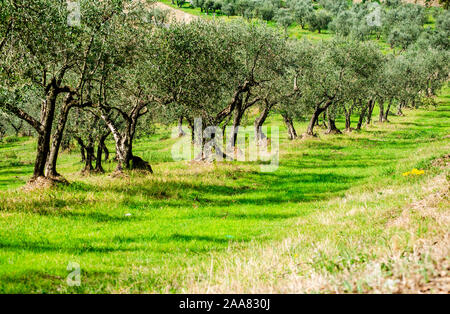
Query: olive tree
xmin=289 ymin=0 xmax=314 ymax=29
xmin=253 ymin=40 xmax=303 ymax=142
xmin=417 ymin=10 xmax=450 ymax=51
xmin=295 ymin=38 xmax=383 ymax=136
xmin=329 ymin=10 xmax=356 ymax=37
xmin=255 ymin=0 xmax=277 ymax=21
xmin=0 ymin=0 xmax=130 ymax=181
xmin=225 ymin=22 xmax=291 ymax=149
xmin=320 ymin=0 xmax=348 ymax=15
xmin=387 ymin=22 xmax=423 ymax=51
xmin=91 ymin=6 xmax=159 ymax=173
xmin=307 ymin=9 xmax=332 ymax=33
xmin=274 ymin=8 xmax=294 ymax=37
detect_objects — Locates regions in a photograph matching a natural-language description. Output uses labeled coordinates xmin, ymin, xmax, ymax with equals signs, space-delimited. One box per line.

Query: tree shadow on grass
xmin=0 ymin=178 xmax=27 ymax=190
xmin=16 ymin=169 xmax=363 ymax=214
xmin=0 ymin=167 xmax=33 ymax=190
xmin=169 ymin=233 xmax=249 ymax=243
xmin=0 ymin=241 xmax=139 ymax=254
xmin=222 ymin=212 xmax=303 ymax=220
xmin=55 ymin=211 xmax=147 ymax=223
xmin=0 ymin=232 xmax=253 ymax=257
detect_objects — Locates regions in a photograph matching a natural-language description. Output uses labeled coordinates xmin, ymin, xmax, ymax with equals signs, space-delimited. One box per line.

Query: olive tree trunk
xmin=254 ymin=105 xmax=271 ymax=144
xmin=45 ymin=94 xmax=76 ymax=179
xmin=378 ymin=100 xmax=385 ymax=123
xmin=366 ymin=99 xmax=375 ymax=125
xmin=177 ymin=116 xmax=185 ymax=137
xmin=32 ymin=89 xmax=60 ymax=179
xmin=94 ymin=132 xmax=110 ymax=173
xmin=306 ymin=99 xmax=334 ymax=136
xmin=325 ymin=107 xmax=341 ymax=134
xmin=282 ymin=113 xmax=298 ymax=140
xmin=100 ymin=105 xmax=152 ymax=173
xmin=383 ymin=99 xmax=393 ymax=122
xmin=356 ymin=100 xmax=367 ymax=130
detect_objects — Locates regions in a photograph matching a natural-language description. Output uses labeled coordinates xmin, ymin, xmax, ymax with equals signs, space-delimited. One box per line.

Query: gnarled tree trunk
xmin=83 ymin=137 xmax=95 ymax=173
xmin=344 ymin=100 xmax=355 ymax=132
xmin=305 ymin=99 xmax=334 ymax=136
xmin=33 ymin=89 xmax=59 ymax=179
xmin=177 ymin=116 xmax=185 ymax=137
xmin=229 ymin=97 xmax=244 ymax=149
xmin=75 ymin=136 xmax=86 ymax=162
xmin=100 ymin=104 xmax=152 ymax=173
xmin=383 ymin=98 xmax=393 ymax=122
xmin=356 ymin=100 xmax=367 ymax=130
xmin=378 ymin=100 xmax=385 ymax=123
xmin=397 ymin=101 xmax=405 ymax=116
xmin=325 ymin=107 xmax=341 ymax=134
xmin=45 ymin=94 xmax=75 ymax=179
xmin=306 ymin=110 xmax=321 ymax=136
xmin=102 ymin=141 xmax=109 ymax=162
xmin=321 ymin=111 xmax=327 ymax=129
xmin=282 ymin=113 xmax=297 ymax=140
xmin=254 ymin=104 xmax=271 ymax=144
xmin=94 ymin=132 xmax=110 ymax=173
xmin=366 ymin=99 xmax=375 ymax=125
xmin=229 ymin=92 xmax=260 ymax=149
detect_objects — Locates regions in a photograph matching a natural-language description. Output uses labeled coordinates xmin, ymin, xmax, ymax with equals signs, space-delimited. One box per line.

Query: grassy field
xmin=0 ymin=85 xmax=448 ymax=293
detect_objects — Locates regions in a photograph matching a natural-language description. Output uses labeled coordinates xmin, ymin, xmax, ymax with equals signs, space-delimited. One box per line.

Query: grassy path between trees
xmin=0 ymin=87 xmax=448 ymax=293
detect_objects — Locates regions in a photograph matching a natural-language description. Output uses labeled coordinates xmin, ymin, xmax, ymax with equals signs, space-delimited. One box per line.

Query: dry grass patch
xmin=183 ymin=167 xmax=449 ymax=293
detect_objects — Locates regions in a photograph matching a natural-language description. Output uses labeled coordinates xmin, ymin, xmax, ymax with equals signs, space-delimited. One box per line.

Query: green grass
xmin=0 ymin=88 xmax=449 ymax=292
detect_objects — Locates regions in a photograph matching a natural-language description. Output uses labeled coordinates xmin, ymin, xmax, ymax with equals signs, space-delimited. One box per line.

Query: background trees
xmin=274 ymin=8 xmax=294 ymax=36
xmin=287 ymin=38 xmax=383 ymax=136
xmin=289 ymin=0 xmax=314 ymax=29
xmin=185 ymin=0 xmax=449 ymax=43
xmin=306 ymin=9 xmax=331 ymax=33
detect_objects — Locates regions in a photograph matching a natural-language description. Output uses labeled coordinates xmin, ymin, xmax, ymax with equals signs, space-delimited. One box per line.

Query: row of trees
xmin=328 ymin=0 xmax=450 ymax=51
xmin=1 ymin=0 xmax=449 ymax=183
xmin=181 ymin=0 xmax=449 ymax=50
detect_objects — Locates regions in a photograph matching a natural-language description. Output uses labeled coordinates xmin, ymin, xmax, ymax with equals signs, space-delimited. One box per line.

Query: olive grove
xmin=1 ymin=0 xmax=449 ymax=183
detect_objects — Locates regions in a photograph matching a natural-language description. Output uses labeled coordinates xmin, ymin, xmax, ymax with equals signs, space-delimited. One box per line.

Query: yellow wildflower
xmin=411 ymin=168 xmax=425 ymax=175
xmin=402 ymin=169 xmax=425 ymax=177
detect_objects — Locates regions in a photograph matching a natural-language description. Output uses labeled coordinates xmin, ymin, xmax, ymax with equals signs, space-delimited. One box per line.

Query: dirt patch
xmin=109 ymin=171 xmax=131 ymax=179
xmin=300 ymin=133 xmax=318 ymax=139
xmin=153 ymin=2 xmax=198 ymax=23
xmin=431 ymin=154 xmax=450 ymax=169
xmin=22 ymin=176 xmax=60 ymax=191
